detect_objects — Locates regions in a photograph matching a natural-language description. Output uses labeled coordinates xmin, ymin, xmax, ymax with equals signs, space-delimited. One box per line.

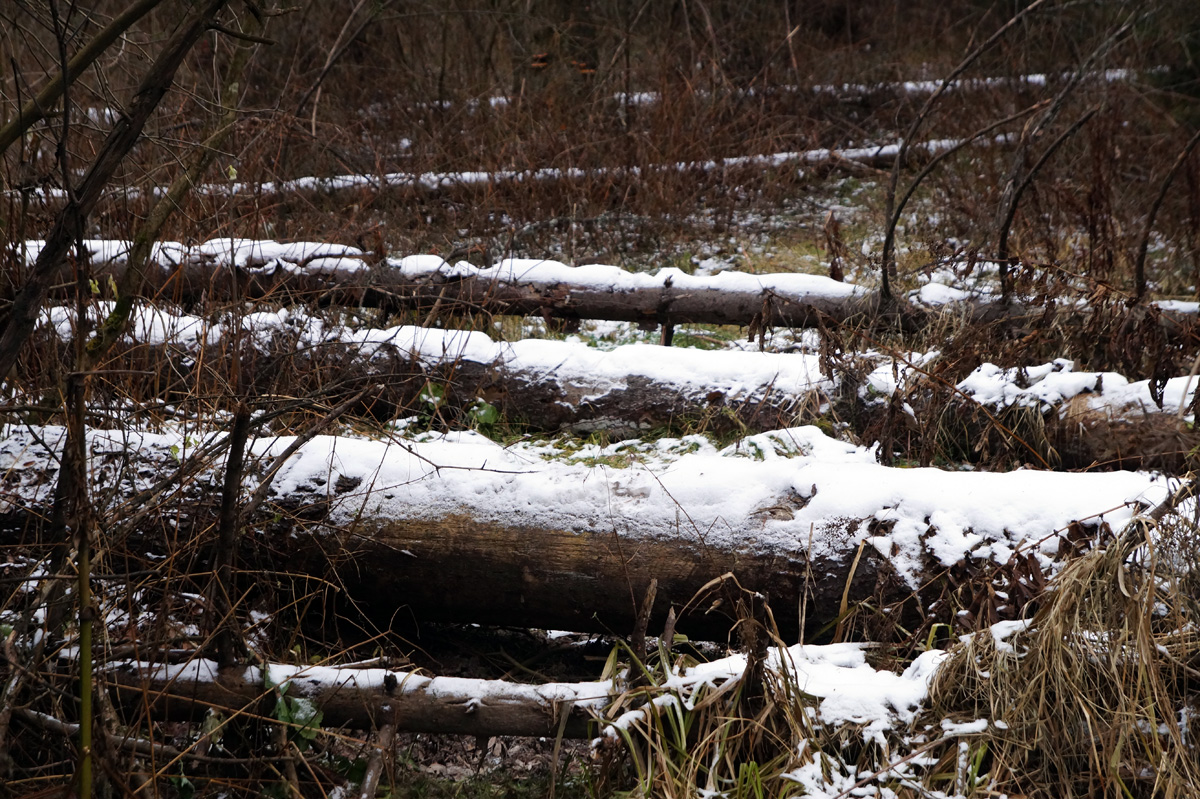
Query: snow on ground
xmin=0 ymin=423 xmax=1163 ymax=590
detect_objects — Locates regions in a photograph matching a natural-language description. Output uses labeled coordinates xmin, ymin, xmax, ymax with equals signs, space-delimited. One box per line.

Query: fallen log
xmin=104 ymin=658 xmax=608 ymax=738
xmin=45 ymin=303 xmax=1200 ymax=460
xmin=103 ymin=244 xmax=884 ymax=329
xmin=70 ymin=311 xmax=833 ymax=436
xmin=27 ymin=239 xmax=1200 ymax=336
xmin=22 ymin=238 xmax=919 ymax=329
xmin=0 ymin=425 xmax=1159 ymax=643
xmin=20 ymin=135 xmax=1011 ymax=204
xmin=100 ymin=637 xmax=945 ymax=741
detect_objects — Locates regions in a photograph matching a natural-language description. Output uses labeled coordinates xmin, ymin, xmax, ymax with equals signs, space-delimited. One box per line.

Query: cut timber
xmin=104 ymin=658 xmax=607 ymax=738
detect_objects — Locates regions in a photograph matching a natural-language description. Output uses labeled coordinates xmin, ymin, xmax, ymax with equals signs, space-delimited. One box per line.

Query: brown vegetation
xmin=2 ymin=0 xmax=1200 ymax=797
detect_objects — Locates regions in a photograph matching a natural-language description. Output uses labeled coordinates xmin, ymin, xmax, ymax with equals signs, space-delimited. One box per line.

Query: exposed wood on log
xmin=296 ymin=512 xmax=897 ymax=645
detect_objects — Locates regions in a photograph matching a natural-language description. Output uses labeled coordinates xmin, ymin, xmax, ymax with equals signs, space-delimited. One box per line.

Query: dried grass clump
xmin=926 ymin=489 xmax=1200 ymax=798
xmin=593 ymin=589 xmax=819 ymax=799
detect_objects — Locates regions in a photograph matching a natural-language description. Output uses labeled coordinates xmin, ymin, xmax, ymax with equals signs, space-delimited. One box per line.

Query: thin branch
xmin=0 ymin=0 xmax=167 ymax=157
xmin=880 ymin=0 xmax=1054 ymax=293
xmin=0 ymin=0 xmax=231 ymax=382
xmin=1134 ymin=128 xmax=1200 ymax=301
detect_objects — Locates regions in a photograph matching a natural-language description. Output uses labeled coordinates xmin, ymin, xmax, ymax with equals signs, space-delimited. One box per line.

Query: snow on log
xmin=19 ymin=136 xmax=1009 ymax=204
xmin=104 ymin=657 xmax=609 ymax=738
xmin=26 ymin=238 xmax=1200 ymax=332
xmin=0 ymin=426 xmax=1162 ymax=642
xmin=20 ymin=238 xmax=877 ymax=328
xmin=41 ymin=304 xmax=833 ymax=435
xmin=102 ymin=640 xmax=947 ymax=740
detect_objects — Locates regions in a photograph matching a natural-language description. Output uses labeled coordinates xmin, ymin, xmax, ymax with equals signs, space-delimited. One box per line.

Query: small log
xmin=103 ymin=658 xmax=605 ymax=739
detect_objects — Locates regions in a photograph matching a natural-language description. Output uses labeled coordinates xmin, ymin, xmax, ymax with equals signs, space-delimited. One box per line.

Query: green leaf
xmin=468 ymin=399 xmax=500 ymax=427
xmin=289 ymin=697 xmax=323 ymax=741
xmin=272 ymin=695 xmax=292 ymax=725
xmin=170 ymin=774 xmax=195 ymax=799
xmin=421 ymin=383 xmax=445 ymax=408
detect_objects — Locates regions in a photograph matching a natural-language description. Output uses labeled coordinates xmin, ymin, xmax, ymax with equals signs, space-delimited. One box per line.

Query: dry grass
xmin=926 ymin=494 xmax=1200 ymax=798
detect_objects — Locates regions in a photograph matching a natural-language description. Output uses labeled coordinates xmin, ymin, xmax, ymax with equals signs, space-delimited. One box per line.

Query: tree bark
xmin=91 ymin=255 xmax=881 ymax=329
xmin=286 ymin=512 xmax=895 ymax=645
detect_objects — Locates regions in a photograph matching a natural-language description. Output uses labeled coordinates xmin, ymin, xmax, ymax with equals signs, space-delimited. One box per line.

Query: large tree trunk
xmin=286 ymin=511 xmax=895 ymax=645
xmin=0 ymin=426 xmax=1156 ymax=644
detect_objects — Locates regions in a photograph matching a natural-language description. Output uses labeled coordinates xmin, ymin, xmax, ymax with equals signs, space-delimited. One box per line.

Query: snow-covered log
xmin=53 ymin=307 xmax=834 ymax=435
xmin=102 ymin=640 xmax=945 ymax=741
xmin=26 ymin=239 xmax=1200 ymax=333
xmin=102 ymin=244 xmax=881 ymax=329
xmin=104 ymin=658 xmax=608 ymax=738
xmin=19 ymin=135 xmax=1012 ymax=204
xmin=24 ymin=239 xmax=900 ymax=328
xmin=0 ymin=426 xmax=1161 ymax=643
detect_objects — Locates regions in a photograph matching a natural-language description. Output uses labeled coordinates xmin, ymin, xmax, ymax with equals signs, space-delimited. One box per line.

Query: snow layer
xmin=21 ymin=238 xmax=864 ymax=305
xmin=653 ymin=643 xmax=950 ymax=744
xmin=108 ymin=657 xmax=612 ymax=710
xmin=0 ymin=424 xmax=1161 ymax=589
xmin=15 ymin=133 xmax=1006 ymax=202
xmin=956 ymin=359 xmax=1200 ymax=417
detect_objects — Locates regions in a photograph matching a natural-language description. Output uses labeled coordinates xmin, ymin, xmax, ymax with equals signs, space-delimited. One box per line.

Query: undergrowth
xmin=2 ymin=1 xmax=1200 ymax=797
